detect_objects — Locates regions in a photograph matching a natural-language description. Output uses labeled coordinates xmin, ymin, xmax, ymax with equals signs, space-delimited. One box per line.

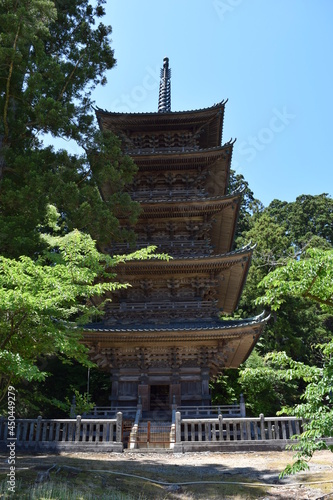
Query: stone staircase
xmin=128 ymin=416 xmax=174 ymax=450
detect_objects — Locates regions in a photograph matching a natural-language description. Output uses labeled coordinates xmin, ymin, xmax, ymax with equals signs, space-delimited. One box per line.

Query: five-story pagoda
xmin=83 ymin=58 xmax=268 ymax=412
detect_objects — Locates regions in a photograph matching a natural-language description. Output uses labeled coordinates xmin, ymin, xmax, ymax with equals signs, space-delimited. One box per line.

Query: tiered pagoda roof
xmin=83 ymin=58 xmax=268 ymax=409
xmin=96 ymin=100 xmax=227 ymax=152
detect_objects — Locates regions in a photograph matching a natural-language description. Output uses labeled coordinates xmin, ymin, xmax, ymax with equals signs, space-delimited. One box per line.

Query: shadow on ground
xmin=0 ymin=451 xmax=332 ymax=499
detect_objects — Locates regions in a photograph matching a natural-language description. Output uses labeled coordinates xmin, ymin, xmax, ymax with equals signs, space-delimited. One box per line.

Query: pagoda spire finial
xmin=158 ymin=57 xmax=171 ymax=113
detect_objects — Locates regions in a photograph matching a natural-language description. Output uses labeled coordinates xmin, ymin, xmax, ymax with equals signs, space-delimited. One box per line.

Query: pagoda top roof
xmin=95 ymin=101 xmax=227 ymax=149
xmin=95 ymin=100 xmax=227 ymax=121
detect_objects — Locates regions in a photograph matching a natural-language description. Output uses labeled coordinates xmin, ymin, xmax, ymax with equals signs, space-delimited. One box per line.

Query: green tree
xmin=234 ymin=197 xmax=333 ymax=364
xmin=266 ymin=194 xmax=333 ymax=249
xmin=238 ymin=350 xmax=298 ymax=417
xmin=256 ymin=247 xmax=333 ymax=475
xmin=0 ymin=228 xmax=167 ymax=407
xmin=236 ymin=212 xmax=292 ymax=317
xmin=257 ymin=247 xmax=333 ymax=312
xmin=228 ymin=170 xmax=263 ymax=241
xmin=0 ymin=0 xmax=139 ymax=258
xmin=220 ymin=195 xmax=333 ymax=415
xmin=263 ymin=349 xmax=333 ymax=477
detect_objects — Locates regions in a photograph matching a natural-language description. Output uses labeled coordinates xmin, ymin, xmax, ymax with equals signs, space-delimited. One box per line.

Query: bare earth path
xmin=1 ymin=449 xmax=333 ymax=499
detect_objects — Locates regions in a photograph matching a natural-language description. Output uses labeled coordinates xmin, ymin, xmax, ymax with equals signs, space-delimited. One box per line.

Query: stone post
xmin=35 ymin=416 xmax=42 ymax=442
xmin=175 ymin=411 xmax=181 ymax=443
xmin=116 ymin=412 xmax=123 ymax=443
xmin=75 ymin=415 xmax=81 ymax=442
xmin=218 ymin=414 xmax=223 ymax=442
xmin=260 ymin=413 xmax=265 ymax=440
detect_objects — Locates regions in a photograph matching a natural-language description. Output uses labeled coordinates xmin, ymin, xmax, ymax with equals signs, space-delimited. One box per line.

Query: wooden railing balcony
xmin=177 ymin=403 xmax=245 ymax=418
xmin=112 ymin=300 xmax=218 ymax=313
xmin=82 ymin=406 xmax=137 ymax=419
xmin=129 ymin=188 xmax=207 ymax=200
xmin=111 ymin=239 xmax=213 ymax=256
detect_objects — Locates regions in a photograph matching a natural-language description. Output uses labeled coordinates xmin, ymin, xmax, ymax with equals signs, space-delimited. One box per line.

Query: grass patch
xmin=0 ymin=477 xmax=144 ymax=499
xmin=0 ymin=470 xmax=268 ymax=500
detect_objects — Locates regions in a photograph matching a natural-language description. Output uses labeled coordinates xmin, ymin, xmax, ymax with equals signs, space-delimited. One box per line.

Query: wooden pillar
xmin=110 ymin=371 xmax=119 ymax=407
xmin=170 ymin=369 xmax=180 ymax=406
xmin=201 ymin=369 xmax=210 ymax=405
xmin=138 ymin=384 xmax=149 ymax=411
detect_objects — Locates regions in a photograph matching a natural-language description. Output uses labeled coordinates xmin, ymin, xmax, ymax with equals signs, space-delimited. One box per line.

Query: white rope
xmin=92 ymin=469 xmax=333 ymax=488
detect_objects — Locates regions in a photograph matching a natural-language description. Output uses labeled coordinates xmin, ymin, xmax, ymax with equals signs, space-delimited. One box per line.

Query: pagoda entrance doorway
xmin=149 ymin=385 xmax=169 ymax=412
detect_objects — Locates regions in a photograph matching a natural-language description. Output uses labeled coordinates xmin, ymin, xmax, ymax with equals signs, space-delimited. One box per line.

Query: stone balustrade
xmin=0 ymin=413 xmax=123 ymax=452
xmin=0 ymin=411 xmax=306 ymax=452
xmin=174 ymin=412 xmax=304 ymax=452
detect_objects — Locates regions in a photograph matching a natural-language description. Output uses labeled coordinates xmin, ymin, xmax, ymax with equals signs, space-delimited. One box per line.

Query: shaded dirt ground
xmin=1 ymin=449 xmax=333 ymax=499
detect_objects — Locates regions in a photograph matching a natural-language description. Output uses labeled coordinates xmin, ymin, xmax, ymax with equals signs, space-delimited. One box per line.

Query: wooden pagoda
xmin=83 ymin=58 xmax=268 ymax=412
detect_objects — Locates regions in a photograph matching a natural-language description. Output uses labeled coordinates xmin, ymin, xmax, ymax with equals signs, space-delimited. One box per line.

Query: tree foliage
xmin=228 ymin=170 xmax=263 ymax=241
xmin=233 ymin=193 xmax=333 ymax=362
xmin=214 ymin=192 xmax=333 ymax=423
xmin=266 ymin=194 xmax=333 ymax=249
xmin=238 ymin=350 xmax=299 ymax=416
xmin=0 ymin=0 xmax=139 ymax=258
xmin=263 ymin=350 xmax=333 ymax=477
xmin=0 ymin=0 xmax=114 ymax=148
xmin=0 ymin=228 xmax=168 ymax=405
xmin=252 ymin=243 xmax=333 ymax=474
xmin=257 ymin=247 xmax=333 ymax=312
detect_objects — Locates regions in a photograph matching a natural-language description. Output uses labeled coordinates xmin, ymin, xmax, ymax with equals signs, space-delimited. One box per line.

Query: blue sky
xmin=92 ymin=0 xmax=333 ymax=207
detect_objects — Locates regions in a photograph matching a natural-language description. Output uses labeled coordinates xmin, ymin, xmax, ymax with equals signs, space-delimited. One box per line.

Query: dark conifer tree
xmin=0 ymin=0 xmax=140 ymax=257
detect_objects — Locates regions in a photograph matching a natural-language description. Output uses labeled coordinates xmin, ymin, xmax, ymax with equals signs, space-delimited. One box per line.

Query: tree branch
xmin=0 ymin=312 xmax=27 ymax=350
xmin=3 ymin=23 xmax=21 ymax=142
xmin=304 ymin=292 xmax=333 ymax=308
xmin=58 ymin=53 xmax=85 ymax=101
xmin=0 ymin=377 xmax=12 ymax=403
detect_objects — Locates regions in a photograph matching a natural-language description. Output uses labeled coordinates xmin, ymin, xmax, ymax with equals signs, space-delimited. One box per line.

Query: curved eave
xmin=115 ymin=245 xmax=253 ymax=273
xmin=83 ymin=312 xmax=269 ymax=336
xmin=114 ymin=246 xmax=254 ymax=314
xmin=127 ymin=143 xmax=235 ymax=198
xmin=137 ymin=192 xmax=241 ymax=254
xmin=82 ymin=314 xmax=268 ymax=371
xmin=82 ymin=314 xmax=269 ymax=371
xmin=140 ymin=191 xmax=241 ymax=211
xmin=131 ymin=143 xmax=233 ymax=162
xmin=96 ymin=101 xmax=227 ymax=149
xmin=95 ymin=100 xmax=227 ymax=123
xmin=100 ymin=144 xmax=234 ymax=202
